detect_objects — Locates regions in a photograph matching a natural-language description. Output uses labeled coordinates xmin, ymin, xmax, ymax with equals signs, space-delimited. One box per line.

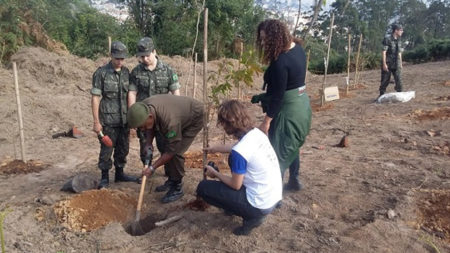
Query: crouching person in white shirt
xmin=196 ymin=100 xmax=282 ymax=236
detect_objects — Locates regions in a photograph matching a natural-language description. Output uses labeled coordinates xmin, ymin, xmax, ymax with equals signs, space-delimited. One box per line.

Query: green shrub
xmin=309 ymin=52 xmax=347 ymax=74
xmin=404 ymin=39 xmax=450 ymax=63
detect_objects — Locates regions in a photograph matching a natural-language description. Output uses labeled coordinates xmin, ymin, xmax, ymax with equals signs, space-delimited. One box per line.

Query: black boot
xmin=161 ymin=181 xmax=184 ymax=203
xmin=98 ymin=170 xmax=109 ymax=189
xmin=115 ymin=168 xmax=141 ymax=184
xmin=233 ymin=216 xmax=265 ymax=236
xmin=284 ymin=157 xmax=302 ymax=192
xmin=155 ymin=179 xmax=175 ymax=192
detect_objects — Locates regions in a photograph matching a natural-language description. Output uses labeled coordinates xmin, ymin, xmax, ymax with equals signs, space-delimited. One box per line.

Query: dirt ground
xmin=0 ymin=47 xmax=449 ymax=252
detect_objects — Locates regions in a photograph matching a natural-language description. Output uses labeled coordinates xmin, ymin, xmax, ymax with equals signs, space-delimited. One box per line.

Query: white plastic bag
xmin=377 ymin=91 xmax=415 ymax=103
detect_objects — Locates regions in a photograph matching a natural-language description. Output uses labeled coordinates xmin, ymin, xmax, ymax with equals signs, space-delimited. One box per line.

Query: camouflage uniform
xmin=379 ymin=34 xmax=404 ymax=95
xmin=91 ymin=61 xmax=130 ymax=173
xmin=130 ymin=44 xmax=180 ymax=166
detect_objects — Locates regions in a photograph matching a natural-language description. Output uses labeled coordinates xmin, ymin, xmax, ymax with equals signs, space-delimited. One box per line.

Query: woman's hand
xmin=204 ymin=165 xmax=218 ymax=178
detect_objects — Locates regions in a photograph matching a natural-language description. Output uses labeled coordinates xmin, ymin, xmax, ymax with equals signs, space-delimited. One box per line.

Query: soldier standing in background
xmin=379 ymin=24 xmax=404 ymax=98
xmin=128 ymin=37 xmax=181 ymax=193
xmin=91 ymin=41 xmax=140 ymax=189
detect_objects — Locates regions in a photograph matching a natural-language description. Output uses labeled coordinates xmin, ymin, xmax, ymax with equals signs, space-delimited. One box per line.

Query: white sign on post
xmin=324 ymin=86 xmax=340 ymax=101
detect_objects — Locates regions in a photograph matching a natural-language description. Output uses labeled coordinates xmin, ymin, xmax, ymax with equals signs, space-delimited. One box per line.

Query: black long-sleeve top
xmin=263 ymin=43 xmax=306 ymax=118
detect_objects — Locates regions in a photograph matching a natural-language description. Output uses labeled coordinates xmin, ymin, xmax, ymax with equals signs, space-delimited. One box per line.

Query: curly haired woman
xmin=253 ymin=19 xmax=312 ymax=191
xmin=197 ymin=100 xmax=282 ymax=236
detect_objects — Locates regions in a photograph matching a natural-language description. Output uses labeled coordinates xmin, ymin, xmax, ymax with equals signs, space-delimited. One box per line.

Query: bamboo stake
xmin=354 ymin=33 xmax=362 ymax=88
xmin=13 ymin=62 xmax=26 ymax=161
xmin=108 ymin=36 xmax=112 ymax=54
xmin=193 ymin=53 xmax=197 ymax=99
xmin=346 ymin=33 xmax=351 ymax=95
xmin=321 ymin=13 xmax=334 ymax=107
xmin=202 ymin=8 xmax=209 ymax=168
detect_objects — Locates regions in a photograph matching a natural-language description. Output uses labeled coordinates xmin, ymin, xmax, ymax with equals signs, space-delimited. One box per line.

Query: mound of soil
xmin=411 ymin=107 xmax=450 ymax=120
xmin=53 ymin=189 xmax=137 ymax=232
xmin=184 ymin=151 xmax=228 ymax=170
xmin=416 ymin=189 xmax=450 ymax=242
xmin=0 ymin=159 xmax=47 ymax=175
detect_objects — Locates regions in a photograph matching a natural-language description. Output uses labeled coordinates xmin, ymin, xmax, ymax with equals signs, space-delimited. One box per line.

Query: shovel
xmin=130 ymin=174 xmax=147 ymax=235
xmin=130 ymin=147 xmax=153 ymax=236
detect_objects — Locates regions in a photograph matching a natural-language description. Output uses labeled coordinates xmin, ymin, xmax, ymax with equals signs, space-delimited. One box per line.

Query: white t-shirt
xmin=232 ymin=128 xmax=282 ymax=209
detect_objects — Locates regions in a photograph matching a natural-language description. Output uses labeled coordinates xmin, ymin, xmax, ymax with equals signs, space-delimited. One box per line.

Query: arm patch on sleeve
xmin=166 ymin=130 xmax=177 ymax=139
xmin=172 ymin=74 xmax=178 ymax=82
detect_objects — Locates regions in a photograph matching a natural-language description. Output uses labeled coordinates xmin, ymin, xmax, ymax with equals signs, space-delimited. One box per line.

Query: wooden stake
xmin=193 ymin=53 xmax=197 ymax=99
xmin=354 ymin=33 xmax=362 ymax=88
xmin=202 ymin=8 xmax=209 ymax=168
xmin=155 ymin=215 xmax=183 ymax=227
xmin=13 ymin=62 xmax=26 ymax=161
xmin=108 ymin=36 xmax=112 ymax=55
xmin=306 ymin=49 xmax=311 ymax=81
xmin=321 ymin=13 xmax=334 ymax=106
xmin=346 ymin=33 xmax=351 ymax=95
xmin=237 ymin=41 xmax=243 ymax=100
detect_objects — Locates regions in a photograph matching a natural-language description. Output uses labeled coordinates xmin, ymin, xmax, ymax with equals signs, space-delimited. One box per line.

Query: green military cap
xmin=136 ymin=37 xmax=155 ymax=57
xmin=127 ymin=102 xmax=150 ymax=128
xmin=111 ymin=41 xmax=128 ymax=58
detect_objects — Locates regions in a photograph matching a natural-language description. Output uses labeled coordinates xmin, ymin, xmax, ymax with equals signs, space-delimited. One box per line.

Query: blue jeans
xmin=196 ymin=180 xmax=273 ymax=221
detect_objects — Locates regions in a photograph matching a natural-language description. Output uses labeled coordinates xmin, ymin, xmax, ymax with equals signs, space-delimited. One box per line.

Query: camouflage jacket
xmin=129 ymin=59 xmax=180 ymax=102
xmin=382 ymin=35 xmax=403 ymax=69
xmin=91 ymin=62 xmax=129 ymax=127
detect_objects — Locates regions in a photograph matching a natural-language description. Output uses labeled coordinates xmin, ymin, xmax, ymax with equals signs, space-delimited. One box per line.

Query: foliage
xmin=403 ymin=39 xmax=450 ymax=63
xmin=0 ymin=0 xmax=142 ymax=62
xmin=0 ymin=0 xmax=28 ymax=64
xmin=119 ymin=0 xmax=265 ymax=59
xmin=209 ymin=48 xmax=262 ymax=105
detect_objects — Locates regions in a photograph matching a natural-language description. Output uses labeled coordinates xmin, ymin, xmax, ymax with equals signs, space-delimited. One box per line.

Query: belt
xmin=297 ymin=86 xmax=306 ymax=95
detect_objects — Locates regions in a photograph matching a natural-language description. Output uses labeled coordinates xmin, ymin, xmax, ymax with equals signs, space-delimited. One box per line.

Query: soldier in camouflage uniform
xmin=127 ymin=95 xmax=204 ymax=203
xmin=91 ymin=41 xmax=140 ymax=189
xmin=379 ymin=24 xmax=404 ymax=97
xmin=128 ymin=37 xmax=181 ymax=192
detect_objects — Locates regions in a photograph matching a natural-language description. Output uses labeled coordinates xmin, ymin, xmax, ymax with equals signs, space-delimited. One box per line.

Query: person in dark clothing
xmin=252 ymin=19 xmax=312 ymax=191
xmin=91 ymin=41 xmax=140 ymax=189
xmin=127 ymin=95 xmax=204 ymax=203
xmin=379 ymin=24 xmax=404 ymax=97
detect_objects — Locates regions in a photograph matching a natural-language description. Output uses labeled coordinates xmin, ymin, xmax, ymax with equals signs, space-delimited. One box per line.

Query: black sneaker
xmin=161 ymin=184 xmax=184 ymax=203
xmin=155 ymin=180 xmax=175 ymax=192
xmin=232 ymin=216 xmax=265 ymax=236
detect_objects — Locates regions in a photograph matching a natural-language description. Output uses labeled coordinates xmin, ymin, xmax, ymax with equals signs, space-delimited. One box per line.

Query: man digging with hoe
xmin=127 ymin=95 xmax=203 ymax=203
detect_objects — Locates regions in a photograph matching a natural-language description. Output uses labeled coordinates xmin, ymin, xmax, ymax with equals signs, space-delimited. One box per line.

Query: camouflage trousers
xmin=379 ymin=67 xmax=402 ymax=96
xmin=98 ymin=126 xmax=129 ymax=171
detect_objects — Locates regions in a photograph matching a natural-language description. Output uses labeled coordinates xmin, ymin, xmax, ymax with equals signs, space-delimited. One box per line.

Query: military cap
xmin=127 ymin=102 xmax=150 ymax=128
xmin=111 ymin=41 xmax=127 ymax=58
xmin=391 ymin=24 xmax=403 ymax=32
xmin=136 ymin=37 xmax=155 ymax=57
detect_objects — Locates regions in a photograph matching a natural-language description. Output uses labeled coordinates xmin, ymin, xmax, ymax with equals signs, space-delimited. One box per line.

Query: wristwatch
xmin=149 ymin=165 xmax=155 ymax=172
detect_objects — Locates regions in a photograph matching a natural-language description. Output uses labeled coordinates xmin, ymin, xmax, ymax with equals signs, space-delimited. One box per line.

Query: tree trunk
xmin=302 ymin=0 xmax=324 ymax=38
